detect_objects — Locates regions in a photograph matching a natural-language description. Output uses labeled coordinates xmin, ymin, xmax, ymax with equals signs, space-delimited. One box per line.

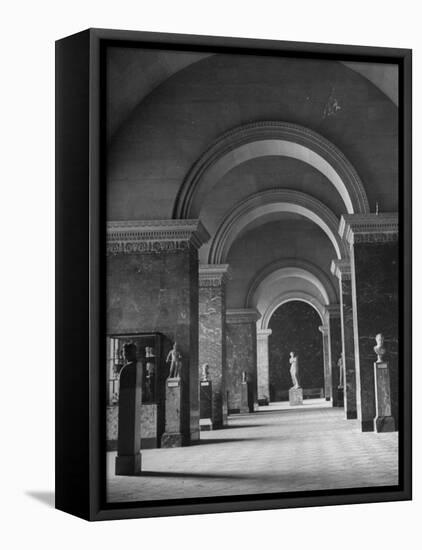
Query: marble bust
xmin=289 ymin=352 xmax=300 ymax=389
xmin=242 ymin=371 xmax=248 ymax=383
xmin=374 ymin=333 xmax=386 ymax=363
xmin=201 ymin=363 xmax=210 ymax=381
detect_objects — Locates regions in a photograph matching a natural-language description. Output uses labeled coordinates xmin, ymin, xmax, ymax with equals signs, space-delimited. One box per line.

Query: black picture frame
xmin=55 ymin=28 xmax=412 ymax=521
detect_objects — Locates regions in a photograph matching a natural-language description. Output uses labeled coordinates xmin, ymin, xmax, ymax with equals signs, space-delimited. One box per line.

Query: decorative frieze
xmin=226 ymin=308 xmax=261 ymax=325
xmin=331 ymin=259 xmax=352 ymax=281
xmin=106 ymin=219 xmax=210 ymax=255
xmin=199 ymin=264 xmax=231 ymax=288
xmin=339 ymin=213 xmax=399 ymax=245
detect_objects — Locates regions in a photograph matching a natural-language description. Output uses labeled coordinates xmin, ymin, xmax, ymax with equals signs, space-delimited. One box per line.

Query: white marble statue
xmin=289 ymin=352 xmax=300 ymax=389
xmin=166 ymin=342 xmax=182 ymax=378
xmin=374 ymin=333 xmax=386 ymax=363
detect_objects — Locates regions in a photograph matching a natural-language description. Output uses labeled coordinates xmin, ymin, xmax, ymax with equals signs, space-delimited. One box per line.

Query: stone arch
xmin=173 ymin=121 xmax=369 ymax=219
xmin=260 ymin=291 xmax=327 ymax=331
xmin=207 ymin=189 xmax=348 ymax=263
xmin=246 ymin=258 xmax=338 ymax=309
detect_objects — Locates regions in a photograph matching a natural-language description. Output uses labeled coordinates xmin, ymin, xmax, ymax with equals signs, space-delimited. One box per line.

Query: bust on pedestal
xmin=240 ymin=371 xmax=253 ymax=413
xmin=200 ymin=363 xmax=213 ymax=430
xmin=161 ymin=342 xmax=185 ymax=447
xmin=373 ymin=334 xmax=395 ymax=432
xmin=288 ymin=352 xmax=303 ymax=406
xmin=115 ymin=343 xmax=143 ymax=475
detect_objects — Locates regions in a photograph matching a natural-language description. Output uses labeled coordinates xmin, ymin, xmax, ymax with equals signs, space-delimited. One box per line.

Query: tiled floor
xmin=106 ymin=399 xmax=398 ymax=503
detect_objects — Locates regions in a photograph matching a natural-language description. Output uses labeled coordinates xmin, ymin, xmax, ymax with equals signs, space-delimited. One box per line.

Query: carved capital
xmin=199 ymin=264 xmax=231 ymax=287
xmin=106 ymin=219 xmax=210 ymax=255
xmin=331 ymin=259 xmax=351 ymax=281
xmin=226 ymin=308 xmax=261 ymax=325
xmin=257 ymin=328 xmax=272 ymax=339
xmin=339 ymin=213 xmax=399 ymax=245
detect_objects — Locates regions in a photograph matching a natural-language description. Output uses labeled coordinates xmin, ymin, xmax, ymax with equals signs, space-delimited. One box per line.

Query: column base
xmin=345 ymin=410 xmax=357 ymax=420
xmin=115 ymin=453 xmax=142 ymax=476
xmin=374 ymin=416 xmax=396 ymax=433
xmin=161 ymin=432 xmax=185 ymax=448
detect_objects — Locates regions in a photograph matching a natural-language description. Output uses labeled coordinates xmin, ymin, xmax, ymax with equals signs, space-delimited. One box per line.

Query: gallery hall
xmin=105 ymin=46 xmax=399 ymax=502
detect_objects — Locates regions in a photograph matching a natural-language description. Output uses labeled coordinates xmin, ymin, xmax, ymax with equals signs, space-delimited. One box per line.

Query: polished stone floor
xmin=106 ymin=399 xmax=398 ymax=503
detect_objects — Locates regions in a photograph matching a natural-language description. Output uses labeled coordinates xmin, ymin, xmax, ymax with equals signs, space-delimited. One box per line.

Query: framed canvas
xmin=55 ymin=28 xmax=412 ymax=521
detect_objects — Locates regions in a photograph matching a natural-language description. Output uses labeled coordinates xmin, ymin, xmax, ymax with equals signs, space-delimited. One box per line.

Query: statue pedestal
xmin=115 ymin=362 xmax=143 ymax=475
xmin=200 ymin=380 xmax=213 ymax=431
xmin=289 ymin=387 xmax=303 ymax=406
xmin=240 ymin=381 xmax=252 ymax=413
xmin=374 ymin=362 xmax=395 ymax=432
xmin=161 ymin=377 xmax=184 ymax=447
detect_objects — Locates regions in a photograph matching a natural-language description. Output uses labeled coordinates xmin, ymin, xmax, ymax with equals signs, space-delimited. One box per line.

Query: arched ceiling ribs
xmin=173 ymin=121 xmax=369 ymax=219
xmin=246 ymin=258 xmax=338 ymax=309
xmin=207 ymin=189 xmax=347 ymax=263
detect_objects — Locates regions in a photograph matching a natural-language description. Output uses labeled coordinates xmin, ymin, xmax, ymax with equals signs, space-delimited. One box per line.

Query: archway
xmin=268 ymin=301 xmax=325 ymax=403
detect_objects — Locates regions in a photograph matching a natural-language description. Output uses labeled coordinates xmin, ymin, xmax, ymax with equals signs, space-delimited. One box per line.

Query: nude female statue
xmin=289 ymin=352 xmax=300 ymax=389
xmin=166 ymin=342 xmax=182 ymax=378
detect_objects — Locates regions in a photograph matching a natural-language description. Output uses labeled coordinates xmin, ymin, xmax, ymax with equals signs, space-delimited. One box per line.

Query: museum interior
xmin=105 ymin=47 xmax=399 ymax=501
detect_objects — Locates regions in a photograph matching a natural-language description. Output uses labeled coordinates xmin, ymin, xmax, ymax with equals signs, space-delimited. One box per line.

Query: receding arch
xmin=173 ymin=121 xmax=369 ymax=219
xmin=260 ymin=291 xmax=327 ymax=331
xmin=246 ymin=258 xmax=338 ymax=309
xmin=207 ymin=189 xmax=347 ymax=263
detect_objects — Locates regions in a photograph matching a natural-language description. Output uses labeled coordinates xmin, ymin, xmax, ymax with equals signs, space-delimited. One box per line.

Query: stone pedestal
xmin=161 ymin=378 xmax=185 ymax=447
xmin=340 ymin=214 xmax=399 ymax=432
xmin=319 ymin=325 xmax=331 ymax=401
xmin=240 ymin=381 xmax=252 ymax=413
xmin=374 ymin=362 xmax=395 ymax=432
xmin=337 ymin=387 xmax=344 ymax=407
xmin=289 ymin=387 xmax=303 ymax=406
xmin=200 ymin=380 xmax=213 ymax=430
xmin=257 ymin=329 xmax=272 ymax=405
xmin=331 ymin=260 xmax=357 ymax=419
xmin=199 ymin=265 xmax=230 ymax=429
xmin=115 ymin=361 xmax=143 ymax=475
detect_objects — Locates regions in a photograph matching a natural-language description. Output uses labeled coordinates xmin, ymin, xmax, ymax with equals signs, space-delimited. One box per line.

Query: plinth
xmin=200 ymin=380 xmax=213 ymax=430
xmin=374 ymin=362 xmax=395 ymax=432
xmin=161 ymin=377 xmax=184 ymax=447
xmin=336 ymin=387 xmax=344 ymax=407
xmin=289 ymin=387 xmax=303 ymax=406
xmin=115 ymin=361 xmax=143 ymax=475
xmin=240 ymin=381 xmax=251 ymax=413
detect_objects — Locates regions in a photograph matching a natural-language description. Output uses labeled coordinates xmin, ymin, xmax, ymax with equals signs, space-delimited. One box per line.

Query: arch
xmin=260 ymin=291 xmax=327 ymax=331
xmin=173 ymin=121 xmax=369 ymax=218
xmin=246 ymin=258 xmax=338 ymax=309
xmin=208 ymin=189 xmax=347 ymax=263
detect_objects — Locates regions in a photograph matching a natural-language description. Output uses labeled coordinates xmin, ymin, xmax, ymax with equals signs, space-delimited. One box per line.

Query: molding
xmin=199 ymin=264 xmax=231 ymax=287
xmin=226 ymin=308 xmax=261 ymax=325
xmin=257 ymin=329 xmax=272 ymax=339
xmin=106 ymin=219 xmax=210 ymax=255
xmin=331 ymin=259 xmax=352 ymax=281
xmin=319 ymin=325 xmax=329 ymax=335
xmin=324 ymin=304 xmax=341 ymax=319
xmin=339 ymin=213 xmax=399 ymax=245
xmin=209 ymin=189 xmax=347 ymax=263
xmin=173 ymin=121 xmax=369 ymax=218
xmin=260 ymin=290 xmax=326 ymax=329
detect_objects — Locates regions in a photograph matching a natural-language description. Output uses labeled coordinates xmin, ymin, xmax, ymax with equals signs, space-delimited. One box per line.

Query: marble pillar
xmin=331 ymin=259 xmax=357 ymax=419
xmin=325 ymin=305 xmax=343 ymax=407
xmin=340 ymin=214 xmax=399 ymax=432
xmin=106 ymin=220 xmax=210 ymax=444
xmin=198 ymin=264 xmax=230 ymax=429
xmin=226 ymin=309 xmax=260 ymax=413
xmin=257 ymin=329 xmax=272 ymax=405
xmin=319 ymin=325 xmax=331 ymax=401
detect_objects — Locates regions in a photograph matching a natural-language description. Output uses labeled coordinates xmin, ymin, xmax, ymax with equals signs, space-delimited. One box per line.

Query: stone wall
xmin=268 ymin=302 xmax=324 ymax=401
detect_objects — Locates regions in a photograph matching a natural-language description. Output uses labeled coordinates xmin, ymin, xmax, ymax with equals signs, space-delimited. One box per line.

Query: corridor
xmin=106 ymin=399 xmax=398 ymax=503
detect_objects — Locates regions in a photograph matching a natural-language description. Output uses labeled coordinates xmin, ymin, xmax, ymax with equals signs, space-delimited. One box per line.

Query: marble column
xmin=325 ymin=305 xmax=343 ymax=407
xmin=226 ymin=309 xmax=260 ymax=413
xmin=340 ymin=214 xmax=399 ymax=432
xmin=257 ymin=329 xmax=272 ymax=405
xmin=319 ymin=325 xmax=331 ymax=401
xmin=106 ymin=219 xmax=210 ymax=445
xmin=198 ymin=264 xmax=230 ymax=429
xmin=331 ymin=259 xmax=357 ymax=419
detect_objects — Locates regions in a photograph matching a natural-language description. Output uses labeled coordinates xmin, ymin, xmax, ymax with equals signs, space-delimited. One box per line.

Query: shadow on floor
xmin=26 ymin=491 xmax=55 ymax=508
xmin=133 ymin=470 xmax=250 ymax=480
xmin=198 ymin=437 xmax=260 ymax=445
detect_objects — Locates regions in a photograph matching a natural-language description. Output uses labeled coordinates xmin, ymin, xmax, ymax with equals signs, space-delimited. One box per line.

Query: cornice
xmin=339 ymin=213 xmax=399 ymax=245
xmin=106 ymin=219 xmax=210 ymax=255
xmin=226 ymin=308 xmax=261 ymax=325
xmin=199 ymin=264 xmax=231 ymax=287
